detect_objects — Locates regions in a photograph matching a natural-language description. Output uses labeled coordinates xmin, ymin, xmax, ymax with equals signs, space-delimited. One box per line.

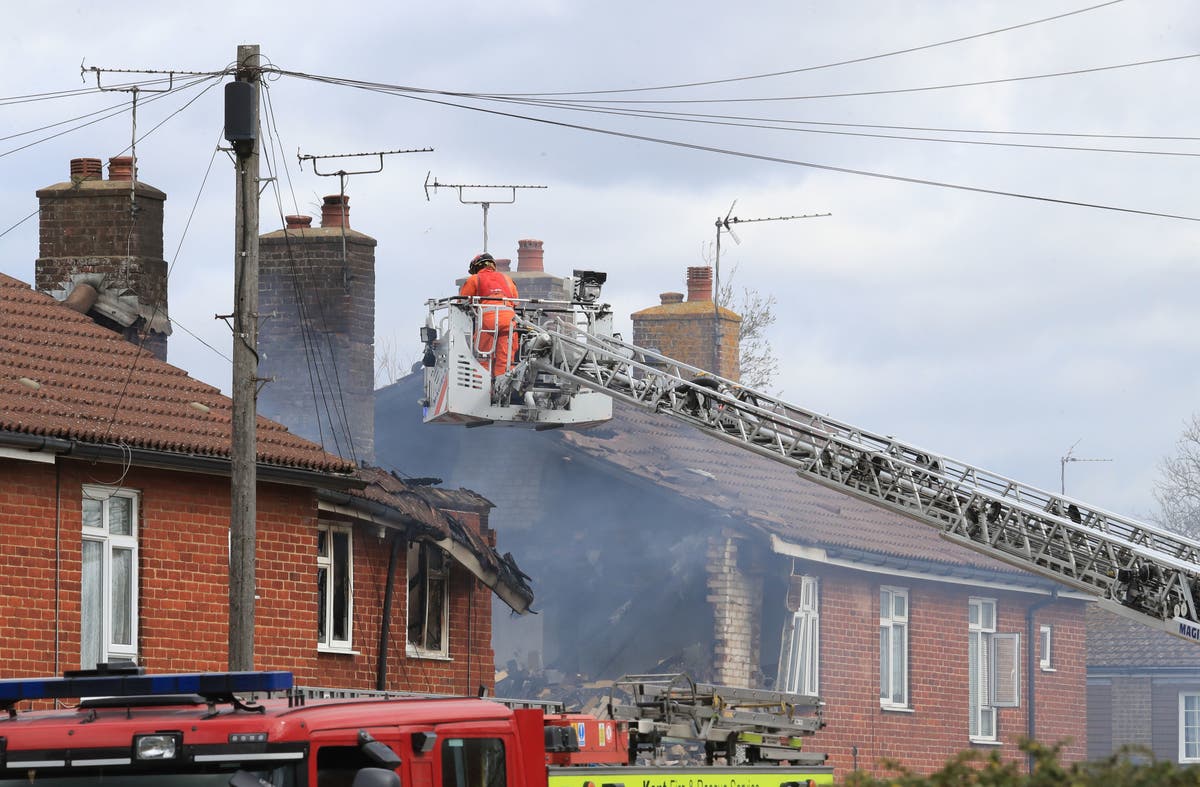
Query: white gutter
xmin=769 ymin=534 xmax=1091 ymax=599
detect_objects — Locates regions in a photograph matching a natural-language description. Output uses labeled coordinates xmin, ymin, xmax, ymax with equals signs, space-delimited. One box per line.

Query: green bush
xmin=839 ymin=739 xmax=1200 ymax=786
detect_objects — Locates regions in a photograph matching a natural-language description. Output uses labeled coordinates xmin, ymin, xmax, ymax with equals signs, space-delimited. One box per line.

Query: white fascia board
xmin=0 ymin=446 xmax=56 ymax=464
xmin=768 ymin=534 xmax=1090 ymax=599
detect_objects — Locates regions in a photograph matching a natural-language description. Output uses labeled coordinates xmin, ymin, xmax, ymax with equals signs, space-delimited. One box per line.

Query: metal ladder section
xmin=511 ymin=312 xmax=1200 ymax=642
xmin=602 ymin=673 xmax=823 ymax=763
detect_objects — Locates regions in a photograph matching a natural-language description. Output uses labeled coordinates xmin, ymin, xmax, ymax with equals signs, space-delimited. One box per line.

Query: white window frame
xmin=317 ymin=523 xmax=354 ymax=652
xmin=81 ymin=485 xmax=139 ymax=669
xmin=407 ymin=540 xmax=450 ymax=658
xmin=1039 ymin=624 xmax=1055 ymax=672
xmin=778 ymin=575 xmax=819 ymax=696
xmin=969 ymin=597 xmax=998 ymax=742
xmin=880 ymin=586 xmax=909 ymax=709
xmin=1180 ymin=692 xmax=1200 ymax=762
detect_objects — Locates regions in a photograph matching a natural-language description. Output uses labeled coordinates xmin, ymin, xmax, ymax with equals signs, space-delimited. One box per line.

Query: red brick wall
xmin=0 ymin=457 xmax=494 ymax=696
xmin=797 ymin=566 xmax=1087 ymax=775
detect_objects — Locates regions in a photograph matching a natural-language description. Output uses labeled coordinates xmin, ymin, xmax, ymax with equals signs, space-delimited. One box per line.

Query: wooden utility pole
xmin=228 ymin=44 xmax=261 ymax=671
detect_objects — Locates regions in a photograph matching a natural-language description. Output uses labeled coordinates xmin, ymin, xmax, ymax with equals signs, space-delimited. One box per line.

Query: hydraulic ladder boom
xmin=422 ymin=289 xmax=1200 ymax=644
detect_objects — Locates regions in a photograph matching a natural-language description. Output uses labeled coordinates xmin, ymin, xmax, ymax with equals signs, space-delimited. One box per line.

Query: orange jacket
xmin=460 ymin=267 xmax=519 ymax=303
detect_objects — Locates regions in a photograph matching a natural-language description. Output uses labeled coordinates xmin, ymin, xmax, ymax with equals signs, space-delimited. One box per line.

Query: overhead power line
xmin=492 ymin=52 xmax=1200 ymax=105
xmin=279 ymin=73 xmax=1198 ymax=223
xmin=495 ymin=0 xmax=1131 ymax=96
xmin=465 ymin=94 xmax=1200 ymax=158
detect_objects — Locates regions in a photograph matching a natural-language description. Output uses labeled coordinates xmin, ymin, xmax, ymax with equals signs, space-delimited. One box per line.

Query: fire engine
xmin=420 ymin=271 xmax=1200 ymax=645
xmin=0 ymin=665 xmax=832 ymax=786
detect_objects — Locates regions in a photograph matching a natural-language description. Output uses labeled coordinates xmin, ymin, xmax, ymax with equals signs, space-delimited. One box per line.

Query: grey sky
xmin=2 ymin=0 xmax=1197 ymax=520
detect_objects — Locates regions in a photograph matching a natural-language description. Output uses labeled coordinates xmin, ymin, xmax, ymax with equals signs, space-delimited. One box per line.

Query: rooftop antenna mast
xmin=298 ymin=147 xmax=433 ymax=263
xmin=425 ymin=173 xmax=546 ymax=253
xmin=1060 ymin=439 xmax=1113 ymax=495
xmin=712 ymin=203 xmax=831 ymax=375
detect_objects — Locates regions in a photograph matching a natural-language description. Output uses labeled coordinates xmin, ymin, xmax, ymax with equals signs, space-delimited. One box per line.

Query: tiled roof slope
xmin=0 ymin=273 xmax=352 ymax=473
xmin=560 ymin=400 xmax=1029 ymax=575
xmin=1087 ymin=604 xmax=1200 ymax=669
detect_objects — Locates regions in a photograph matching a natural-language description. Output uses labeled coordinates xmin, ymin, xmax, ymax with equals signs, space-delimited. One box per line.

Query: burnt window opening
xmin=408 ymin=540 xmax=449 ymax=656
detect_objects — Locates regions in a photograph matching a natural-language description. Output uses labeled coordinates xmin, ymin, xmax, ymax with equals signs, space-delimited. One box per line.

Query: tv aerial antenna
xmin=425 ymin=173 xmax=546 ymax=252
xmin=1060 ymin=439 xmax=1113 ymax=495
xmin=296 ymin=147 xmax=433 ymax=260
xmin=711 ymin=201 xmax=831 ymax=373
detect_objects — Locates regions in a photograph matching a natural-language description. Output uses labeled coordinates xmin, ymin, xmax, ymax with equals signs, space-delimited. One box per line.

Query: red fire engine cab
xmin=0 ymin=666 xmax=833 ymax=787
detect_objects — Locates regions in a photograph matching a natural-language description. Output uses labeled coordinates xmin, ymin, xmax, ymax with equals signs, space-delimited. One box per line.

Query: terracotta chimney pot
xmin=686 ymin=266 xmax=713 ymax=302
xmin=108 ymin=156 xmax=135 ymax=181
xmin=517 ymin=239 xmax=544 ymax=272
xmin=660 ymin=292 xmax=685 ymax=305
xmin=64 ymin=282 xmax=99 ymax=314
xmin=321 ymin=194 xmax=350 ymax=228
xmin=70 ymin=158 xmax=103 ymax=181
xmin=493 ymin=257 xmax=512 ymax=272
xmin=285 ymin=214 xmax=313 ymax=230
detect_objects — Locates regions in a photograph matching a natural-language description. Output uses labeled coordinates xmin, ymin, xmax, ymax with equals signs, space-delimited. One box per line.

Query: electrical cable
xmin=260 ymin=82 xmax=358 ymax=462
xmin=474 ymin=51 xmax=1200 ymax=105
xmin=285 ymin=76 xmax=1200 ymax=222
xmin=497 ymin=0 xmax=1131 ymax=96
xmin=0 ymin=74 xmax=218 ymax=161
xmin=0 ymin=208 xmax=39 ymax=240
xmin=454 ymin=94 xmax=1200 ymax=158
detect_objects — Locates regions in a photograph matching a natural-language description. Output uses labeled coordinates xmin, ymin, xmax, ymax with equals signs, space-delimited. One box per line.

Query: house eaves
xmin=0 ymin=429 xmax=362 ymax=491
xmin=769 ymin=534 xmax=1085 ymax=597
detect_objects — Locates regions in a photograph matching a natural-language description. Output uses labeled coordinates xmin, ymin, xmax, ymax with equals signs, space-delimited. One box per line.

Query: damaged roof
xmin=0 ymin=272 xmax=353 ymax=474
xmin=560 ymin=400 xmax=1032 ymax=577
xmin=332 ymin=467 xmax=533 ymax=614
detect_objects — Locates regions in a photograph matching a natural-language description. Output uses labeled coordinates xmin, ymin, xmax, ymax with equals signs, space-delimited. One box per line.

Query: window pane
xmin=880 ymin=627 xmax=889 ymax=699
xmin=81 ymin=539 xmax=103 ymax=669
xmin=332 ymin=531 xmax=350 ymax=642
xmin=969 ymin=602 xmax=980 ymax=627
xmin=892 ymin=625 xmax=906 ymax=704
xmin=111 ymin=547 xmax=133 ymax=646
xmin=317 ymin=529 xmax=328 ymax=559
xmin=981 ymin=602 xmax=995 ymax=630
xmin=880 ymin=589 xmax=890 ymax=618
xmin=426 ymin=572 xmax=445 ymax=650
xmin=317 ymin=566 xmax=328 ymax=642
xmin=83 ymin=498 xmax=102 ymax=530
xmin=969 ymin=633 xmax=980 ymax=738
xmin=109 ymin=496 xmax=132 ymax=536
xmin=893 ymin=593 xmax=906 ymax=619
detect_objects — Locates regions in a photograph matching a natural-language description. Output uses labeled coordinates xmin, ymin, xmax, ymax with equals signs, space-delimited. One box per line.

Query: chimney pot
xmin=285 ymin=214 xmax=313 ymax=230
xmin=660 ymin=292 xmax=685 ymax=305
xmin=321 ymin=194 xmax=350 ymax=228
xmin=70 ymin=158 xmax=103 ymax=181
xmin=686 ymin=266 xmax=713 ymax=302
xmin=107 ymin=156 xmax=135 ymax=181
xmin=517 ymin=238 xmax=544 ymax=272
xmin=64 ymin=282 xmax=99 ymax=314
xmin=493 ymin=257 xmax=512 ymax=272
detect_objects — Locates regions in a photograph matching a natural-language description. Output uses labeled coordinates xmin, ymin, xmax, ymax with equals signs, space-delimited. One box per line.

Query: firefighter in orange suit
xmin=460 ymin=252 xmax=520 ymax=375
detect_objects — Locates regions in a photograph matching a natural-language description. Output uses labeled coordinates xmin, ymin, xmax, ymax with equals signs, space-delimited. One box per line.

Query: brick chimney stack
xmin=258 ymin=198 xmax=377 ymax=463
xmin=36 ymin=156 xmax=170 ymax=360
xmin=631 ymin=267 xmax=741 ymax=381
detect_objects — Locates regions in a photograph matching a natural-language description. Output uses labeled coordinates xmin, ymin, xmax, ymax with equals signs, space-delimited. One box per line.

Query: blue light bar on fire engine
xmin=0 ymin=671 xmax=293 ymax=704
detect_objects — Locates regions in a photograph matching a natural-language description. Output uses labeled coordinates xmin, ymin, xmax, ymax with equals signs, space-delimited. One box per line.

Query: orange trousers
xmin=477 ymin=306 xmax=516 ymax=375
